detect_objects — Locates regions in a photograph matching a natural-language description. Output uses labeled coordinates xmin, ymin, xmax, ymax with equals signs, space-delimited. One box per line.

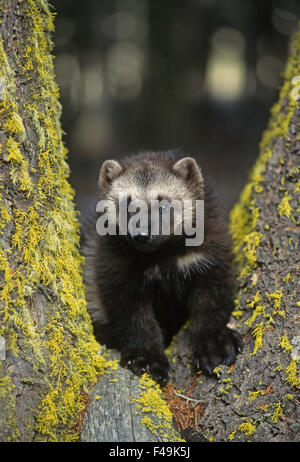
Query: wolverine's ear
xmin=99 ymin=159 xmax=123 ymax=190
xmin=173 ymin=157 xmax=203 ymax=185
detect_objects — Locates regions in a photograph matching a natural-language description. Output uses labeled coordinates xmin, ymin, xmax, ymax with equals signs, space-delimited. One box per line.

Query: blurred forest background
xmin=50 ymin=0 xmax=299 ymax=215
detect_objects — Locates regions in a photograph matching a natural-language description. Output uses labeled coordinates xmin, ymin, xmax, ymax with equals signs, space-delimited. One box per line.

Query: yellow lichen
xmin=6 ymin=137 xmax=23 ymax=163
xmin=0 ymin=204 xmax=10 ymax=230
xmin=232 ymin=309 xmax=243 ymax=319
xmin=251 ymin=322 xmax=264 ymax=355
xmin=278 ymin=335 xmax=293 ymax=353
xmin=245 ymin=305 xmax=265 ymax=328
xmin=230 ymin=23 xmax=300 ymax=281
xmin=228 ymin=420 xmax=256 ymax=441
xmin=247 ymin=290 xmax=261 ymax=308
xmin=282 ymin=273 xmax=292 ymax=283
xmin=270 ymin=401 xmax=283 ymax=424
xmin=285 ymin=360 xmax=300 ymax=388
xmin=0 ymin=374 xmax=20 ymax=441
xmin=267 ymin=290 xmax=285 ymax=317
xmin=228 ymin=429 xmax=237 ymax=441
xmin=131 ymin=374 xmax=184 ymax=442
xmin=248 ymin=389 xmax=266 ymax=402
xmin=238 ymin=421 xmax=256 ymax=437
xmin=278 ymin=192 xmax=292 ymax=218
xmin=4 ymin=112 xmax=26 ymax=141
xmin=227 ymin=22 xmax=300 ymax=441
xmin=212 ymin=366 xmax=222 ymax=379
xmin=230 ymin=154 xmax=268 ymax=278
xmin=220 ymin=378 xmax=233 ymax=394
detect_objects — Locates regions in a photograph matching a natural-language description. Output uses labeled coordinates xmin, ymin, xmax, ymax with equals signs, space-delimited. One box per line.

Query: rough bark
xmin=166 ymin=28 xmax=300 ymax=442
xmin=0 ymin=0 xmax=111 ymax=442
xmin=80 ymin=352 xmax=182 ymax=443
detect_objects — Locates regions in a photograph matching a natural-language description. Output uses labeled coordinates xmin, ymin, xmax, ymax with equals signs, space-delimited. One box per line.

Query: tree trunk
xmin=80 ymin=355 xmax=183 ymax=443
xmin=166 ymin=27 xmax=300 ymax=442
xmin=0 ymin=0 xmax=110 ymax=442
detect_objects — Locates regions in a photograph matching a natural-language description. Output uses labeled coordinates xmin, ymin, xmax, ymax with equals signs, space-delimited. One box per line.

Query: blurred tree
xmin=51 ymin=0 xmax=299 ymax=212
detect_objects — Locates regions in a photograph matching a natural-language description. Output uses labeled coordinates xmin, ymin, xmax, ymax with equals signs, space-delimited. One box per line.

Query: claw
xmin=192 ymin=327 xmax=242 ymax=377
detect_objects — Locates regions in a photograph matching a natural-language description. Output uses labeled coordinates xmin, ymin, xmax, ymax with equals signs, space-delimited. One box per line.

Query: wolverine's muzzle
xmin=128 ymin=232 xmax=169 ymax=252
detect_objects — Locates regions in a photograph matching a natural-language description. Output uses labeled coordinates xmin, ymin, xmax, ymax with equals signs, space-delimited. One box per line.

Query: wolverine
xmin=81 ymin=151 xmax=242 ymax=385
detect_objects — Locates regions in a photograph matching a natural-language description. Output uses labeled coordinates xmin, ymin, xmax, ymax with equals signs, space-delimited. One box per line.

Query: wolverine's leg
xmin=187 ymin=271 xmax=243 ymax=375
xmin=105 ymin=302 xmax=169 ymax=386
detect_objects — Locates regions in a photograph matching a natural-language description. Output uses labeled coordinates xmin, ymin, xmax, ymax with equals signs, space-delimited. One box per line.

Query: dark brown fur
xmin=81 ymin=151 xmax=242 ymax=385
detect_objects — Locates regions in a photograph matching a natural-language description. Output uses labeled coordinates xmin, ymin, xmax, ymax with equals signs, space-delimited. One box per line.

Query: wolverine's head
xmin=97 ymin=151 xmax=205 ymax=252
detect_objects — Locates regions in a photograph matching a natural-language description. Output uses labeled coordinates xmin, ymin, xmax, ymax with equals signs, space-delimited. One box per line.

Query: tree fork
xmin=1 ymin=1 xmax=299 ymax=443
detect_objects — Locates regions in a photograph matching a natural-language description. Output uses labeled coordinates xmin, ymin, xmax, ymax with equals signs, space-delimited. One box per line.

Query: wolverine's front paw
xmin=193 ymin=327 xmax=243 ymax=375
xmin=121 ymin=350 xmax=169 ymax=386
